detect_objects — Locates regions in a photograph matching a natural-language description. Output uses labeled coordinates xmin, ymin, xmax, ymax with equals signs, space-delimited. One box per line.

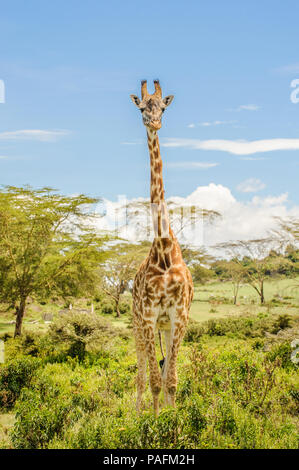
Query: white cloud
xmin=238 ymin=104 xmax=260 ymax=111
xmin=0 ymin=156 xmax=8 ymax=159
xmin=277 ymin=63 xmax=299 ymax=74
xmin=0 ymin=129 xmax=70 ymax=142
xmin=166 ymin=161 xmax=219 ymax=169
xmin=239 ymin=156 xmax=267 ymax=161
xmin=188 ymin=120 xmax=237 ymax=128
xmin=199 ymin=120 xmax=237 ymax=127
xmin=228 ymin=104 xmax=260 ymax=112
xmin=93 ymin=184 xmax=299 ymax=250
xmin=162 ymin=137 xmax=299 ymax=155
xmin=236 ymin=178 xmax=266 ymax=193
xmin=121 ymin=140 xmax=142 ymax=145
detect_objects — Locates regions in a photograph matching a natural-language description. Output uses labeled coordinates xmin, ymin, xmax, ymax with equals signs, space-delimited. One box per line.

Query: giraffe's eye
xmin=161 ymin=108 xmax=165 ymax=113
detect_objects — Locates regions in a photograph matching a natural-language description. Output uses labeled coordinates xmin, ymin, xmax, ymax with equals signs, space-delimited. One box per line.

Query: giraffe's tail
xmin=158 ymin=329 xmax=165 ymax=369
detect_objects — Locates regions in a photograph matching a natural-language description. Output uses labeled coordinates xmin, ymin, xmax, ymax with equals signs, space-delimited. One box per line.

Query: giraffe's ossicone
xmin=130 ymin=80 xmax=194 ymax=416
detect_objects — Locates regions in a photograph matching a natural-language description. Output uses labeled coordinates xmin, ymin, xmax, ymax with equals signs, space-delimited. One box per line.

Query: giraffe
xmin=130 ymin=79 xmax=194 ymax=416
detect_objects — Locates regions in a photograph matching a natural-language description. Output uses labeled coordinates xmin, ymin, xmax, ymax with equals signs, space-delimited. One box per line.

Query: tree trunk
xmin=115 ymin=298 xmax=120 ymax=318
xmin=260 ymin=281 xmax=265 ymax=304
xmin=14 ymin=297 xmax=26 ymax=337
xmin=233 ymin=282 xmax=240 ymax=305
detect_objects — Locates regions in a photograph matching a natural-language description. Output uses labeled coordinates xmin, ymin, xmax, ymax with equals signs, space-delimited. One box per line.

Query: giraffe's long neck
xmin=147 ymin=129 xmax=173 ymax=239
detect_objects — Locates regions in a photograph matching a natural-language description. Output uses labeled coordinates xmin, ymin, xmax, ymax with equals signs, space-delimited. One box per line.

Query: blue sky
xmin=0 ymin=0 xmax=299 ymax=206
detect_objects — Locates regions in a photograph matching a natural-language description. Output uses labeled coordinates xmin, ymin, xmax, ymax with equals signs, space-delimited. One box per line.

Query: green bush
xmin=10 ymin=362 xmax=105 ymax=449
xmin=272 ymin=314 xmax=292 ymax=334
xmin=49 ymin=311 xmax=116 ymax=361
xmin=206 ymin=320 xmax=226 ymax=336
xmin=267 ymin=342 xmax=293 ymax=368
xmin=11 ymin=387 xmax=72 ymax=449
xmin=100 ymin=300 xmax=115 ymax=315
xmin=0 ymin=357 xmax=40 ymax=409
xmin=184 ymin=322 xmax=205 ymax=342
xmin=119 ymin=301 xmax=131 ymax=315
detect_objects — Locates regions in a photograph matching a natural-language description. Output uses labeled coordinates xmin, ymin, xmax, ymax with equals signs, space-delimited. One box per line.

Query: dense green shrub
xmin=49 ymin=311 xmax=116 ymax=361
xmin=100 ymin=300 xmax=115 ymax=315
xmin=11 ymin=387 xmax=72 ymax=449
xmin=10 ymin=362 xmax=106 ymax=448
xmin=2 ymin=307 xmax=298 ymax=450
xmin=119 ymin=301 xmax=131 ymax=315
xmin=185 ymin=314 xmax=298 ymax=343
xmin=184 ymin=322 xmax=205 ymax=342
xmin=267 ymin=342 xmax=293 ymax=368
xmin=272 ymin=314 xmax=292 ymax=334
xmin=0 ymin=357 xmax=40 ymax=409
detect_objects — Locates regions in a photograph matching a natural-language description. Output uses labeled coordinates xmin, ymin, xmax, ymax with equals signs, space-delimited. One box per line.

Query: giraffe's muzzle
xmin=149 ymin=120 xmax=161 ymax=131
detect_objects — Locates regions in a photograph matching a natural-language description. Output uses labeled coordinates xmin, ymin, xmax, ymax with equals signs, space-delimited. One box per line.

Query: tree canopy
xmin=0 ymin=186 xmax=107 ymax=336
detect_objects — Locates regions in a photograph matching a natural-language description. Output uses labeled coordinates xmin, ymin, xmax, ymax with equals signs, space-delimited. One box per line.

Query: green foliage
xmin=191 ymin=265 xmax=214 ymax=284
xmin=184 ymin=321 xmax=205 ymax=342
xmin=0 ymin=357 xmax=40 ymax=409
xmin=49 ymin=311 xmax=117 ymax=361
xmin=272 ymin=314 xmax=292 ymax=333
xmin=3 ymin=315 xmax=298 ymax=450
xmin=266 ymin=342 xmax=293 ymax=368
xmin=184 ymin=314 xmax=290 ymax=342
xmin=0 ymin=185 xmax=108 ymax=336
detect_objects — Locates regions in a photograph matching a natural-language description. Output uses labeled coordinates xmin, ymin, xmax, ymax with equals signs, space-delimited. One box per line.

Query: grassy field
xmin=1 ymin=277 xmax=298 ymax=337
xmin=191 ymin=277 xmax=299 ymax=322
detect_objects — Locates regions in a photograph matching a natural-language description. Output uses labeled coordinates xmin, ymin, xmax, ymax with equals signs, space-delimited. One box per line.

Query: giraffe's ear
xmin=163 ymin=95 xmax=174 ymax=107
xmin=130 ymin=94 xmax=141 ymax=107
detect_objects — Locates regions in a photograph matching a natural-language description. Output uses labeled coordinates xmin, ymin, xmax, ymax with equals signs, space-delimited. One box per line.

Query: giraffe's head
xmin=130 ymin=80 xmax=174 ymax=131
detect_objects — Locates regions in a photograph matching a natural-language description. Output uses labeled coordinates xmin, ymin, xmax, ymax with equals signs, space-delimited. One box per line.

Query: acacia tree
xmin=180 ymin=245 xmax=214 ymax=284
xmin=0 ymin=186 xmax=106 ymax=336
xmin=115 ymin=199 xmax=220 ymax=241
xmin=211 ymin=257 xmax=245 ymax=304
xmin=99 ymin=242 xmax=149 ymax=317
xmin=227 ymin=260 xmax=245 ymax=305
xmin=216 ymin=238 xmax=276 ymax=305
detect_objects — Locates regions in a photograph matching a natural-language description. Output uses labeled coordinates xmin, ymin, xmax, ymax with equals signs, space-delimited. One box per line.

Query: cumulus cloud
xmin=93 ymin=184 xmax=299 ymax=250
xmin=162 ymin=137 xmax=299 ymax=155
xmin=0 ymin=129 xmax=70 ymax=142
xmin=236 ymin=178 xmax=266 ymax=193
xmin=166 ymin=161 xmax=219 ymax=169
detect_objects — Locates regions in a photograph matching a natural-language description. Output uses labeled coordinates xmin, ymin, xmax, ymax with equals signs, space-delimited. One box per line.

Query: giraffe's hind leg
xmin=162 ymin=329 xmax=172 ymax=406
xmin=143 ymin=323 xmax=162 ymax=416
xmin=134 ymin=326 xmax=147 ymax=413
xmin=164 ymin=314 xmax=187 ymax=407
